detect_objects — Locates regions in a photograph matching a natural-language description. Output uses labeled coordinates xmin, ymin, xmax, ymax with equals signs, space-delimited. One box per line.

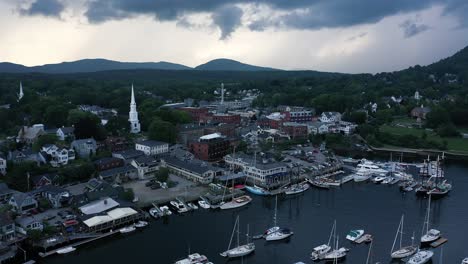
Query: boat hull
xmin=245 ymin=186 xmax=270 ymax=196
xmin=220 ymin=243 xmax=255 ymax=258
xmin=391 ymin=246 xmax=418 ymax=259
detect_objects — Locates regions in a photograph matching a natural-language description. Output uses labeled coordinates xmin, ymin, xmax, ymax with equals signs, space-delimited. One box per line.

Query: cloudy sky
xmin=1 ymin=0 xmax=468 ymax=73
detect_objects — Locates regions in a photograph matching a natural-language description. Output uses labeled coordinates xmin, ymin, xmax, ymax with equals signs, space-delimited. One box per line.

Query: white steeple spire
xmin=18 ymin=82 xmax=24 ymax=101
xmin=129 ymin=83 xmax=140 ymax=133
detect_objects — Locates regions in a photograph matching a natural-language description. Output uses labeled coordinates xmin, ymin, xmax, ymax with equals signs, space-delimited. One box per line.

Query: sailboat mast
xmin=366 ymin=240 xmax=373 ymax=264
xmin=328 ymin=220 xmax=336 ymax=246
xmin=273 ymin=196 xmax=278 ymax=226
xmin=391 ymin=215 xmax=403 ymax=254
xmin=427 ymin=194 xmax=431 ymax=233
xmin=400 ymin=215 xmax=404 ymax=249
xmin=237 ymin=217 xmax=240 ymax=247
xmin=226 ymin=216 xmax=238 ymax=251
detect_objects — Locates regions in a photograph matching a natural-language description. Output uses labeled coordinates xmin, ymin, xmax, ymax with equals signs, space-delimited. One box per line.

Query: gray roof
xmin=94 ymin=157 xmax=122 ymax=166
xmin=163 ymin=156 xmax=215 ymax=175
xmin=112 ymin=149 xmax=144 ymax=160
xmin=133 ymin=155 xmax=158 ymax=166
xmin=15 ymin=216 xmax=41 ymax=227
xmin=100 ymin=165 xmax=137 ymax=178
xmin=137 ymin=140 xmax=168 ymax=147
xmin=10 ymin=192 xmax=35 ymax=206
xmin=72 ymin=138 xmax=96 ymax=146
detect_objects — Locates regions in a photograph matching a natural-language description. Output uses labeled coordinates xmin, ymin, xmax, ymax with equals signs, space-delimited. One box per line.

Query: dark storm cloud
xmin=211 ymin=5 xmax=243 ymax=39
xmin=20 ymin=0 xmax=64 ymax=17
xmin=400 ymin=20 xmax=430 ymax=38
xmin=18 ymin=0 xmax=468 ymax=37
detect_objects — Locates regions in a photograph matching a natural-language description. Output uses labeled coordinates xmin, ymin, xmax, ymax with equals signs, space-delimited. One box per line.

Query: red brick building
xmin=179 ymin=107 xmax=210 ymax=122
xmin=211 ymin=113 xmax=241 ymax=125
xmin=94 ymin=157 xmax=124 ymax=171
xmin=189 ymin=133 xmax=231 ymax=162
xmin=281 ymin=122 xmax=308 ymax=139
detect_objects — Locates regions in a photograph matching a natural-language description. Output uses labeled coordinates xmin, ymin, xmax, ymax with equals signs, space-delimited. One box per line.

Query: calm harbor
xmin=42 ymin=161 xmax=468 ymax=264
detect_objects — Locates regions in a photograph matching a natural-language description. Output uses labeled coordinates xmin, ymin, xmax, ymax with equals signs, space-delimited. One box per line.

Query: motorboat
xmin=346 ymin=229 xmax=364 ymax=242
xmin=353 ymin=170 xmax=372 ymax=182
xmin=407 ymin=250 xmax=433 ymax=264
xmin=427 ymin=180 xmax=452 ymax=197
xmin=310 ymin=244 xmax=331 ymax=261
xmin=382 ymin=177 xmax=394 ymax=184
xmin=170 ymin=200 xmax=189 ymax=213
xmin=220 ymin=195 xmax=252 ymax=210
xmin=420 ymin=195 xmax=441 ymax=244
xmin=245 ymin=185 xmax=271 ymax=196
xmin=356 ymin=159 xmax=388 ymax=174
xmin=284 ymin=182 xmax=309 ymax=195
xmin=390 ymin=215 xmax=418 ymax=259
xmin=372 ymin=175 xmax=386 ymax=183
xmin=175 ymin=253 xmax=211 ymax=264
xmin=134 ymin=220 xmax=148 ymax=228
xmin=198 ymin=200 xmax=211 ymax=209
xmin=119 ymin=225 xmax=136 ymax=234
xmin=462 ymin=257 xmax=468 ymax=264
xmin=149 ymin=207 xmax=161 ymax=219
xmin=220 ymin=216 xmax=255 ymax=258
xmin=187 ymin=202 xmax=198 ymax=210
xmin=160 ymin=206 xmax=173 ymax=216
xmin=264 ymin=196 xmax=293 ymax=241
xmin=57 ymin=246 xmax=76 ymax=254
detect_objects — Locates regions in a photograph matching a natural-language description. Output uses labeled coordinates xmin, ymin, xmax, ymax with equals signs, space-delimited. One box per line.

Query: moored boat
xmin=57 ymin=246 xmax=76 ymax=254
xmin=462 ymin=257 xmax=468 ymax=264
xmin=119 ymin=225 xmax=136 ymax=234
xmin=245 ymin=185 xmax=271 ymax=196
xmin=198 ymin=200 xmax=211 ymax=209
xmin=346 ymin=229 xmax=364 ymax=242
xmin=264 ymin=196 xmax=293 ymax=241
xmin=284 ymin=182 xmax=309 ymax=195
xmin=390 ymin=215 xmax=418 ymax=259
xmin=175 ymin=253 xmax=211 ymax=264
xmin=420 ymin=195 xmax=441 ymax=245
xmin=220 ymin=216 xmax=255 ymax=258
xmin=407 ymin=250 xmax=433 ymax=264
xmin=220 ymin=195 xmax=252 ymax=210
xmin=134 ymin=220 xmax=148 ymax=228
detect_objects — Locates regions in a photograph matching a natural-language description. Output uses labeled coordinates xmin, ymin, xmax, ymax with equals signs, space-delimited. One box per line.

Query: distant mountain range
xmin=0 ymin=58 xmax=280 ymax=74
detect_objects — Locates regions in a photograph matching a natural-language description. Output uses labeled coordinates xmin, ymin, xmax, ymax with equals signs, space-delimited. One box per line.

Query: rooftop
xmin=199 ymin=133 xmax=222 ymax=140
xmin=137 ymin=140 xmax=168 ymax=147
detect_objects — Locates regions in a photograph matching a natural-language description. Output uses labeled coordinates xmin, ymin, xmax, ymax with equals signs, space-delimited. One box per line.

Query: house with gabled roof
xmin=56 ymin=127 xmax=75 ymax=141
xmin=8 ymin=193 xmax=38 ymax=214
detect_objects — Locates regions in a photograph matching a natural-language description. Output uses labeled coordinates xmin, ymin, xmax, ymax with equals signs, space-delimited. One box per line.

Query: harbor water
xmin=43 ymin=162 xmax=468 ymax=264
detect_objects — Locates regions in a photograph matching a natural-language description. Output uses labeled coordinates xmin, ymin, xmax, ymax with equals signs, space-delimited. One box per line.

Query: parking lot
xmin=123 ymin=174 xmax=209 ymax=206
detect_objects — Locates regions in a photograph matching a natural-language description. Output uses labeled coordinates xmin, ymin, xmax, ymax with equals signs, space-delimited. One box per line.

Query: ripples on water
xmin=44 ymin=162 xmax=468 ymax=264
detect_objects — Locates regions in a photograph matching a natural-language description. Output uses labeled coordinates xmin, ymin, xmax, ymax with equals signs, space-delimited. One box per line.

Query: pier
xmin=38 ymin=230 xmax=120 ymax=258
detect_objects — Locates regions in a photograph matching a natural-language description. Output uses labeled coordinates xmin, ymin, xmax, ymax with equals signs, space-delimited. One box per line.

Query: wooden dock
xmin=38 ymin=230 xmax=120 ymax=258
xmin=355 ymin=234 xmax=373 ymax=244
xmin=430 ymin=237 xmax=448 ymax=248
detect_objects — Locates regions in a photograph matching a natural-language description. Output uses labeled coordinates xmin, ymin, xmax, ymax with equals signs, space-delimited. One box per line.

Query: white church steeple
xmin=18 ymin=82 xmax=24 ymax=102
xmin=129 ymin=84 xmax=141 ymax=133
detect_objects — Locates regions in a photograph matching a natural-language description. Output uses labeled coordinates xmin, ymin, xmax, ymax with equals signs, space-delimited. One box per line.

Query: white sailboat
xmin=264 ymin=196 xmax=293 ymax=241
xmin=390 ymin=215 xmax=418 ymax=259
xmin=420 ymin=195 xmax=441 ymax=244
xmin=220 ymin=216 xmax=255 ymax=258
xmin=310 ymin=221 xmax=335 ymax=260
xmin=322 ymin=220 xmax=349 ymax=261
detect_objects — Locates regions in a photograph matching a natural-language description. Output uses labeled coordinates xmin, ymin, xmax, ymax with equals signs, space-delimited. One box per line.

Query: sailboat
xmin=310 ymin=221 xmax=335 ymax=260
xmin=322 ymin=234 xmax=348 ymax=261
xmin=390 ymin=215 xmax=418 ymax=259
xmin=420 ymin=195 xmax=441 ymax=244
xmin=220 ymin=216 xmax=255 ymax=258
xmin=220 ymin=174 xmax=252 ymax=210
xmin=407 ymin=250 xmax=434 ymax=264
xmin=264 ymin=196 xmax=293 ymax=241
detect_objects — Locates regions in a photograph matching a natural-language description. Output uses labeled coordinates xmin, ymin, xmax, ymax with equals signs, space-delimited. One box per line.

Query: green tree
xmin=32 ymin=134 xmax=58 ymax=152
xmin=105 ymin=116 xmax=129 ymax=136
xmin=148 ymin=118 xmax=176 ymax=143
xmin=156 ymin=167 xmax=169 ymax=182
xmin=425 ymin=107 xmax=450 ymax=129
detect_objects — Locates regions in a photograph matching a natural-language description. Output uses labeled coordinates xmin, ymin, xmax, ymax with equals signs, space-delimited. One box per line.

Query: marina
xmin=41 ymin=161 xmax=468 ymax=264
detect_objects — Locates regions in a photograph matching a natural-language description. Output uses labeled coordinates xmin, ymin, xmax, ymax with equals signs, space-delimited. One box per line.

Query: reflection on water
xmin=43 ymin=163 xmax=468 ymax=264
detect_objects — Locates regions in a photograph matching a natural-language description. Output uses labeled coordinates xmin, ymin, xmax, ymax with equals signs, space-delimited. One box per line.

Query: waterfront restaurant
xmin=82 ymin=207 xmax=141 ymax=233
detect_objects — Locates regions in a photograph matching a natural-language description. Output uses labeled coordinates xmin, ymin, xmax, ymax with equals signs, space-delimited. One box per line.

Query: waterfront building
xmin=128 ymin=84 xmax=141 ymax=133
xmin=15 ymin=216 xmax=43 ymax=235
xmin=162 ymin=156 xmax=221 ymax=184
xmin=130 ymin=156 xmax=159 ymax=179
xmin=82 ymin=207 xmax=141 ymax=233
xmin=99 ymin=165 xmax=138 ymax=183
xmin=135 ymin=140 xmax=169 ymax=156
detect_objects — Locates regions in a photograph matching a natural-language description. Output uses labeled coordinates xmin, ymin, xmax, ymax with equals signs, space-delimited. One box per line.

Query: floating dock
xmin=430 ymin=237 xmax=448 ymax=248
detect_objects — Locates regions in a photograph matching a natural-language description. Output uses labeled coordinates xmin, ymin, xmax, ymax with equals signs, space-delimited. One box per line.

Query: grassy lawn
xmin=380 ymin=125 xmax=468 ymax=153
xmin=391 ymin=117 xmax=418 ymax=126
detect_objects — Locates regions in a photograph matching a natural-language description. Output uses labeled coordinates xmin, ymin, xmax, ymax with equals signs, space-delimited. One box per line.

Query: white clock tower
xmin=129 ymin=84 xmax=141 ymax=133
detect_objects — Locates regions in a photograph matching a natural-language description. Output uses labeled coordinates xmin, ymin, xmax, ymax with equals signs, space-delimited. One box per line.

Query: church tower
xmin=129 ymin=84 xmax=141 ymax=133
xmin=18 ymin=82 xmax=24 ymax=101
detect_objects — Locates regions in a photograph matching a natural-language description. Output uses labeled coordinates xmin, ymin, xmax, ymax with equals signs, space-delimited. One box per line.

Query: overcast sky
xmin=1 ymin=0 xmax=468 ymax=73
